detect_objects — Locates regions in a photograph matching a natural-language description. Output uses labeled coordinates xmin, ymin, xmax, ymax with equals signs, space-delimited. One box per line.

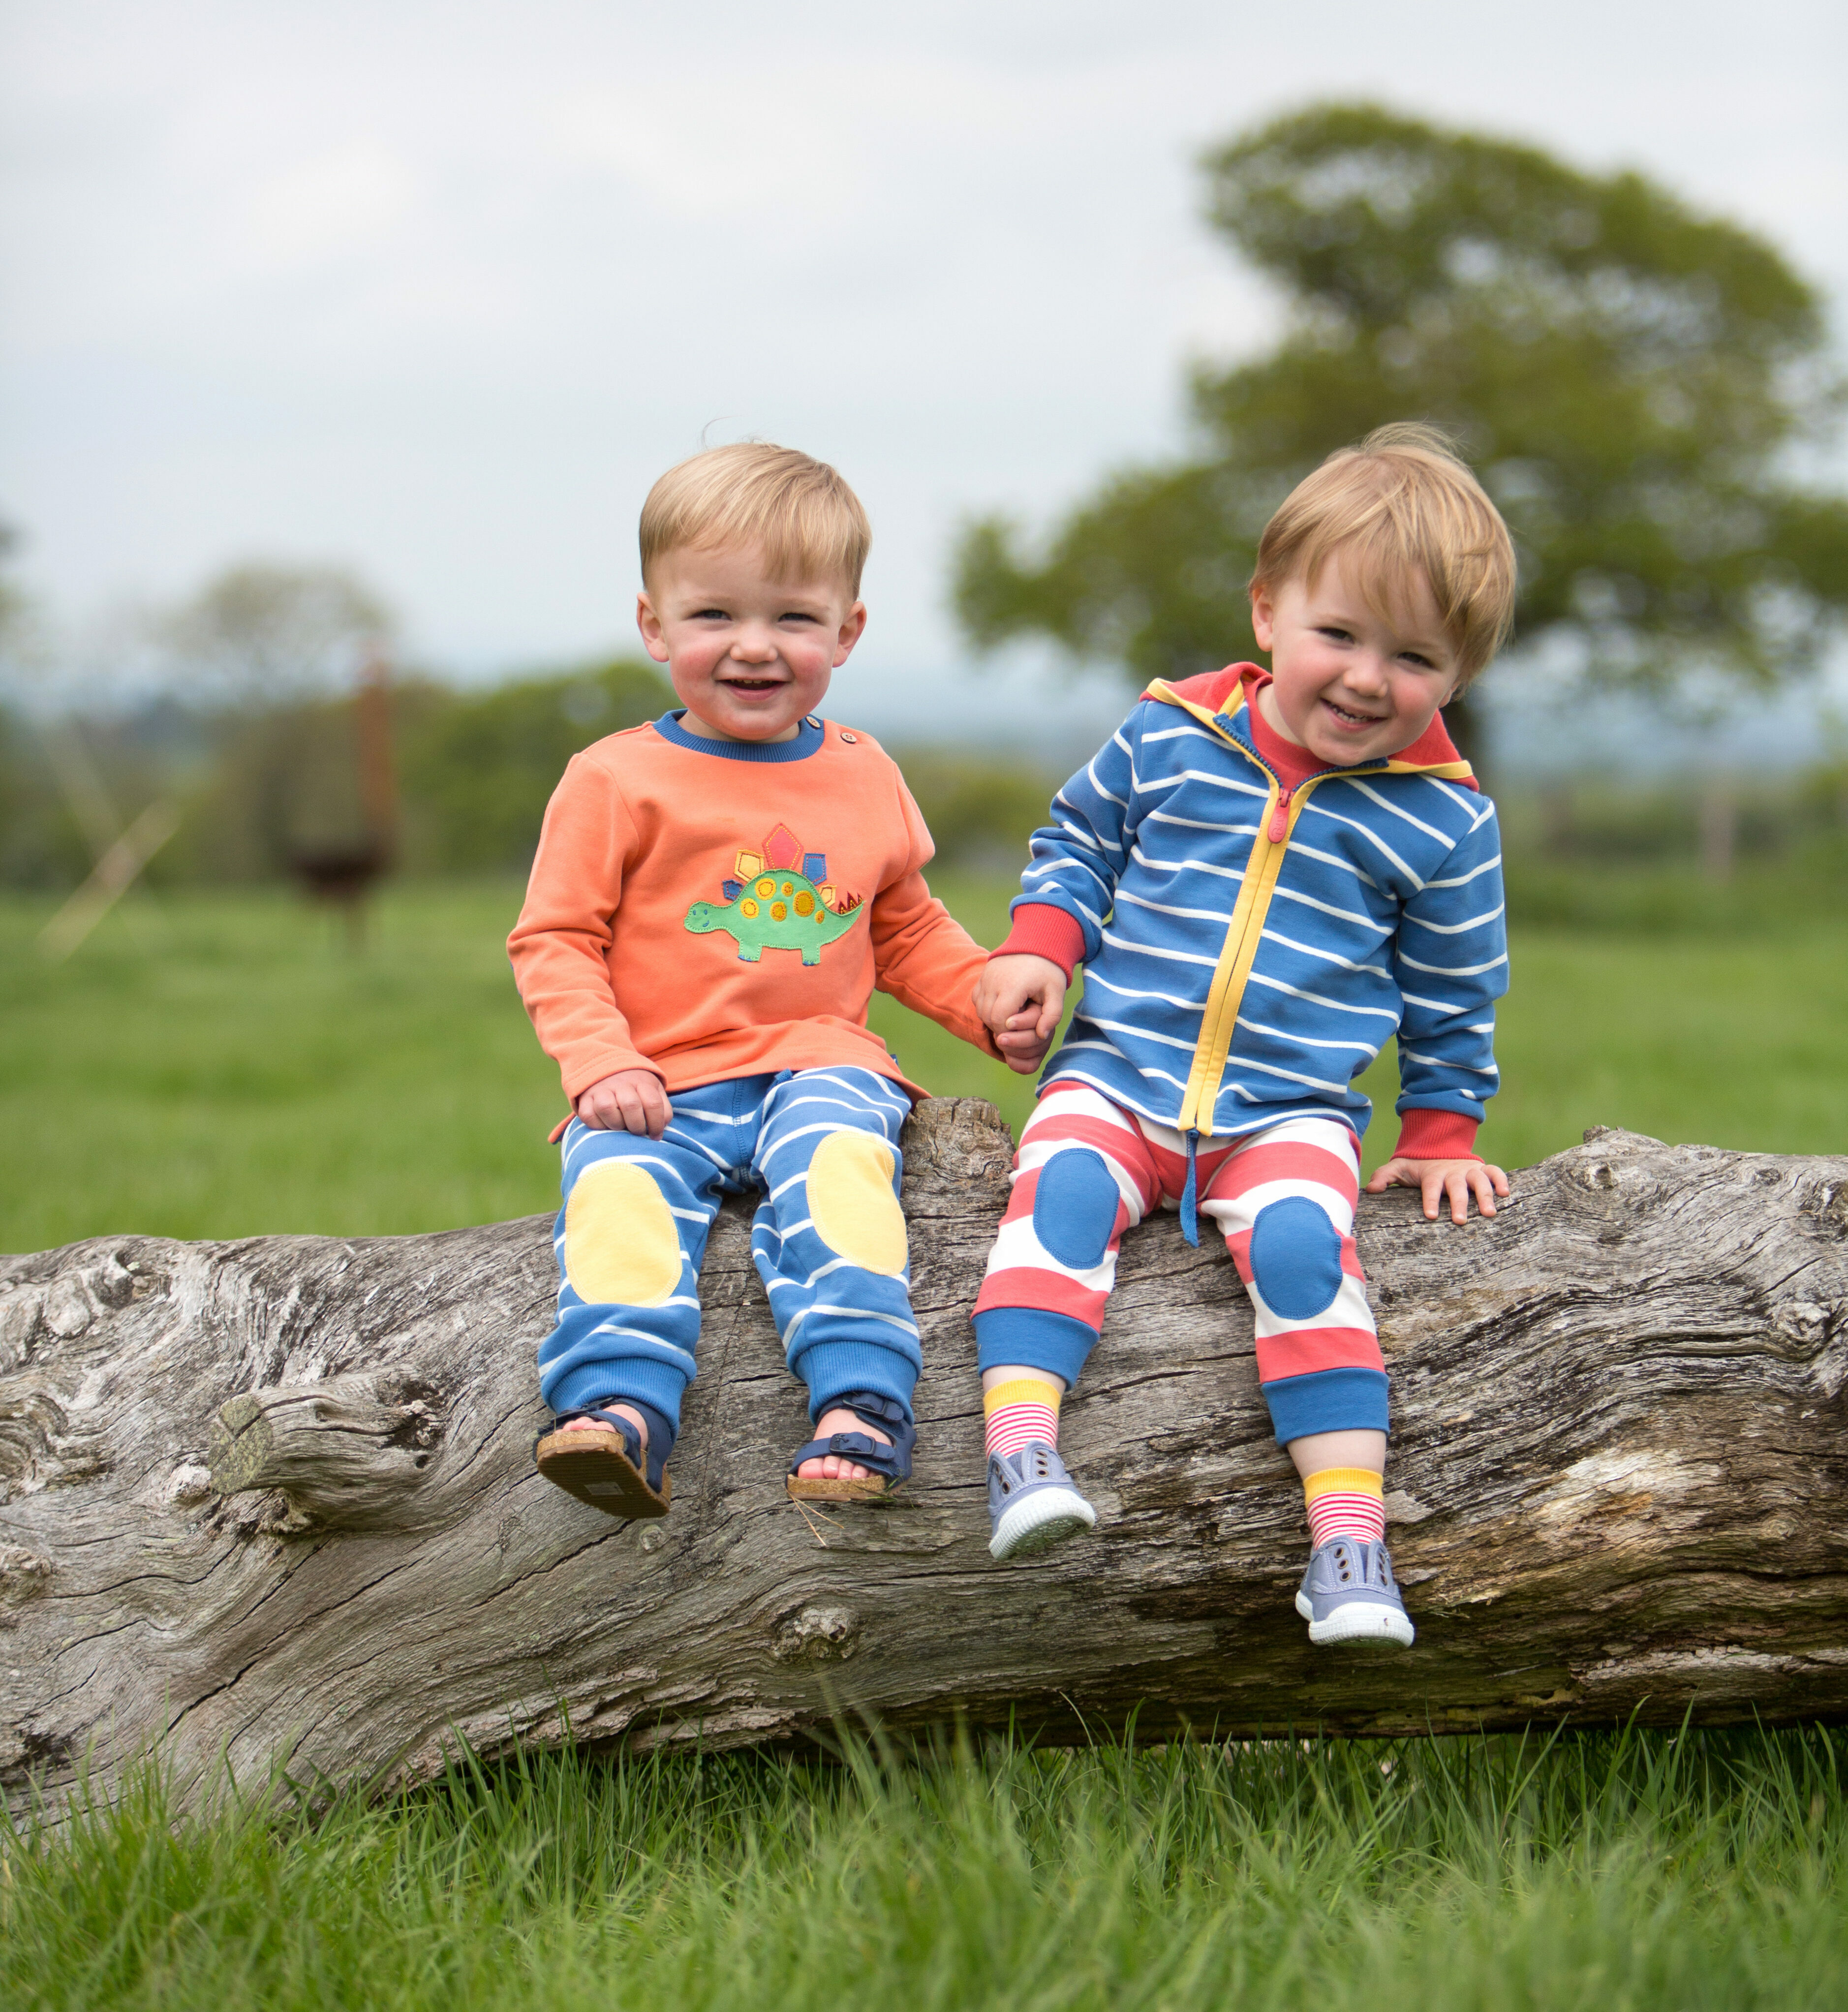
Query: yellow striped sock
xmin=1303 ymin=1466 xmax=1386 ymax=1548
xmin=984 ymin=1376 xmax=1062 ymax=1458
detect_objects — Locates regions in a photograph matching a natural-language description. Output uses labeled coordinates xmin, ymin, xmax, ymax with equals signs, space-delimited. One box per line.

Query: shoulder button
xmin=839 ymin=730 xmax=858 ymax=743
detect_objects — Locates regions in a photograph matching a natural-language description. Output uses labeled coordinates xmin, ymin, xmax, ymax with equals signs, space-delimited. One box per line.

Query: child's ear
xmin=832 ymin=600 xmax=869 ymax=666
xmin=1248 ymin=583 xmax=1276 ymax=653
xmin=635 ymin=590 xmax=671 ymax=664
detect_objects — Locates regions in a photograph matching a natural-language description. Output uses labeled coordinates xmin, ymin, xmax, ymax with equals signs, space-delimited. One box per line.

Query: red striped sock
xmin=1303 ymin=1467 xmax=1386 ymax=1548
xmin=984 ymin=1375 xmax=1062 ymax=1459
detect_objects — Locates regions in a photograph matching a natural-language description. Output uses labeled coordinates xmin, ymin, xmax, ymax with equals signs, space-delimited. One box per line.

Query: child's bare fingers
xmin=1468 ymin=1165 xmax=1499 ymax=1216
xmin=1419 ymin=1167 xmax=1448 ymax=1220
xmin=1486 ymin=1162 xmax=1511 ymax=1198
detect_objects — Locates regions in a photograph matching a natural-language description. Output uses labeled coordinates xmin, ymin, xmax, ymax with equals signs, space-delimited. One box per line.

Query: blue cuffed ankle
xmin=795 ymin=1337 xmax=918 ymax=1426
xmin=1264 ymin=1366 xmax=1391 ymax=1446
xmin=550 ymin=1354 xmax=691 ymax=1436
xmin=973 ymin=1308 xmax=1097 ymax=1389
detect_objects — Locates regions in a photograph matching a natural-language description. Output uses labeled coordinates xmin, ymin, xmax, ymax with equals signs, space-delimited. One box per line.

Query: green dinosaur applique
xmin=684 ymin=826 xmax=865 ymax=964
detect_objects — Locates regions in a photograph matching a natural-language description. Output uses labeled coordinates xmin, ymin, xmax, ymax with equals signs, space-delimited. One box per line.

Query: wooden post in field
xmin=289 ymin=642 xmax=398 ymax=948
xmin=1698 ymin=778 xmax=1738 ymax=882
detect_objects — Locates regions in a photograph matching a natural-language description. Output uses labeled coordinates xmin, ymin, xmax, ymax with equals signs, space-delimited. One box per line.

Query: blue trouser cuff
xmin=1263 ymin=1366 xmax=1391 ymax=1446
xmin=795 ymin=1338 xmax=917 ymax=1425
xmin=973 ymin=1307 xmax=1097 ymax=1389
xmin=550 ymin=1355 xmax=691 ymax=1434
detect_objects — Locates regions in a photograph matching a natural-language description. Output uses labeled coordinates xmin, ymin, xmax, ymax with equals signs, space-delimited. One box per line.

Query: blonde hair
xmin=639 ymin=443 xmax=871 ymax=596
xmin=1252 ymin=424 xmax=1516 ymax=685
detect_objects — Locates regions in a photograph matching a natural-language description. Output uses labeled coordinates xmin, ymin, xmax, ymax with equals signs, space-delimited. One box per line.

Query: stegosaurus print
xmin=683 ymin=823 xmax=865 ymax=965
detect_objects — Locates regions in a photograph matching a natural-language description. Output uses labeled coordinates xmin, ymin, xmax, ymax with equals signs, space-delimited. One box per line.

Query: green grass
xmin=6 ymin=874 xmax=1848 ymax=2004
xmin=4 ymin=870 xmax=1845 ymax=1249
xmin=4 ymin=1727 xmax=1844 ymax=2011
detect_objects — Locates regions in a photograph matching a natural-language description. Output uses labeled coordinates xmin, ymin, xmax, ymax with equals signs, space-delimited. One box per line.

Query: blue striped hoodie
xmin=1007 ymin=665 xmax=1508 ymax=1167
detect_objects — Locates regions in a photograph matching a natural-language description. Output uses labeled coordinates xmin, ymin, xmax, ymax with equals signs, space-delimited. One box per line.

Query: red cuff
xmin=1392 ymin=1108 xmax=1481 ymax=1161
xmin=991 ymin=904 xmax=1087 ymax=981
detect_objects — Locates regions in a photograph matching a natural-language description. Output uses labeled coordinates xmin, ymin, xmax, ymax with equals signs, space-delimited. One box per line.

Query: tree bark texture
xmin=3 ymin=1101 xmax=1847 ymax=1816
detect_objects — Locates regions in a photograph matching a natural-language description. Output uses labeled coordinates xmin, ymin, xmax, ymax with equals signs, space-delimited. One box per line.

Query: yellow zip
xmin=1175 ymin=770 xmax=1328 ymax=1137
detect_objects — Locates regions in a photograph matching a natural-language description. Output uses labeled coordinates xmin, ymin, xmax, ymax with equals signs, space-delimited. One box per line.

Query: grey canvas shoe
xmin=988 ymin=1442 xmax=1097 ymax=1562
xmin=1294 ymin=1537 xmax=1415 ymax=1647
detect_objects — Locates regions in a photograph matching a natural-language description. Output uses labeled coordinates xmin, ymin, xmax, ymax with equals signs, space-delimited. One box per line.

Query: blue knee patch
xmin=1032 ymin=1148 xmax=1121 ymax=1270
xmin=1248 ymin=1196 xmax=1344 ymax=1320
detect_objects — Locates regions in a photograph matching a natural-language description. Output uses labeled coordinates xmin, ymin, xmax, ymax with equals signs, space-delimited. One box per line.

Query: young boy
xmin=971 ymin=424 xmax=1514 ymax=1647
xmin=510 ymin=443 xmax=997 ymax=1518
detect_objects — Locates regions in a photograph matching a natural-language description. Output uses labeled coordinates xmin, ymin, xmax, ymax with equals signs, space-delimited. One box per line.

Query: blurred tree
xmin=158 ymin=560 xmax=393 ymax=700
xmin=955 ymin=104 xmax=1848 ymax=743
xmin=398 ymin=656 xmax=671 ymax=872
xmin=892 ymin=748 xmax=1064 ymax=872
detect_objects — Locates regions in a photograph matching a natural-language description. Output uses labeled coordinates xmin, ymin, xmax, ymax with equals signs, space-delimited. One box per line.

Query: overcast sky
xmin=3 ymin=0 xmax=1845 ymax=750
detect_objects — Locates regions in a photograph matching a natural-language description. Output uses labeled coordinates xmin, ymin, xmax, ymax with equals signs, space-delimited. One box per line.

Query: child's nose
xmin=731 ymin=629 xmax=779 ymax=662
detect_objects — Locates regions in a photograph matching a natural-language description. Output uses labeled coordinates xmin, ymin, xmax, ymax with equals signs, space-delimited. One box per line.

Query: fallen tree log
xmin=3 ymin=1101 xmax=1847 ymax=1815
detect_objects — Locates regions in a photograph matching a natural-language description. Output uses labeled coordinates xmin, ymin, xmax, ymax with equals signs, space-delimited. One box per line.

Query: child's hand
xmin=576 ymin=1068 xmax=673 ymax=1138
xmin=974 ymin=955 xmax=1068 ymax=1075
xmin=1365 ymin=1156 xmax=1510 ymax=1225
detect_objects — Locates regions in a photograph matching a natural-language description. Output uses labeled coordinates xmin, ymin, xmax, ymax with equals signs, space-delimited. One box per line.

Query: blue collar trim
xmin=650 ymin=710 xmax=826 ymax=763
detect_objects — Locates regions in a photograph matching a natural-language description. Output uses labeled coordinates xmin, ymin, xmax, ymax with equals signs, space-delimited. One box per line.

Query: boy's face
xmin=1249 ymin=550 xmax=1463 ymax=769
xmin=636 ymin=543 xmax=866 ymax=744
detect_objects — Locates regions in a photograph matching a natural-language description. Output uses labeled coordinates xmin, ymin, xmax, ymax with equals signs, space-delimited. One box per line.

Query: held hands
xmin=974 ymin=954 xmax=1068 ymax=1075
xmin=1365 ymin=1155 xmax=1510 ymax=1225
xmin=576 ymin=1067 xmax=673 ymax=1138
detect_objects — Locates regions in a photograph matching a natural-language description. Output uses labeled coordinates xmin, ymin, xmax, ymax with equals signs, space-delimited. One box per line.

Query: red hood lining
xmin=1145 ymin=663 xmax=1475 ymax=787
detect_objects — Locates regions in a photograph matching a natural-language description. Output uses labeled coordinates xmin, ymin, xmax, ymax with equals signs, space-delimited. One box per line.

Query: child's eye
xmin=1399 ymin=651 xmax=1437 ymax=670
xmin=779 ymin=611 xmax=821 ymax=625
xmin=1318 ymin=626 xmax=1354 ymax=643
xmin=691 ymin=606 xmax=729 ymax=620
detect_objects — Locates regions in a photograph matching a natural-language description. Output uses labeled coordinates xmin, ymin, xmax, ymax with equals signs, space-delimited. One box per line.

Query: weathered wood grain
xmin=2 ymin=1100 xmax=1846 ymax=1815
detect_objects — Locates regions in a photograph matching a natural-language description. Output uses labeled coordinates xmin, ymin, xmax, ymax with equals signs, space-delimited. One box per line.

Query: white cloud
xmin=546 ymin=84 xmax=865 ymax=224
xmin=241 ymin=140 xmax=419 ymax=269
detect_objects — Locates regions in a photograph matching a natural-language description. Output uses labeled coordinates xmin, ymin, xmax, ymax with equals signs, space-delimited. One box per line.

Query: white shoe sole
xmin=989 ymin=1485 xmax=1097 ymax=1562
xmin=1295 ymin=1591 xmax=1416 ymax=1648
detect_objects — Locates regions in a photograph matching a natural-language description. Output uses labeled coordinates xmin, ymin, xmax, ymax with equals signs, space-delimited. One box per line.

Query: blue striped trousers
xmin=537 ymin=1067 xmax=920 ymax=1432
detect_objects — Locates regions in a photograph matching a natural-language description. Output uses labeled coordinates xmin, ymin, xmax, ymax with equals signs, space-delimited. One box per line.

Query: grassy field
xmin=4 ymin=868 xmax=1846 ymax=2009
xmin=2 ymin=866 xmax=1846 ymax=1250
xmin=5 ymin=1726 xmax=1846 ymax=2011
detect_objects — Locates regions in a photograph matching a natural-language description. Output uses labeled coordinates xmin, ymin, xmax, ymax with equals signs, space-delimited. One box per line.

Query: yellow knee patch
xmin=806 ymin=1130 xmax=908 ymax=1276
xmin=563 ymin=1160 xmax=683 ymax=1307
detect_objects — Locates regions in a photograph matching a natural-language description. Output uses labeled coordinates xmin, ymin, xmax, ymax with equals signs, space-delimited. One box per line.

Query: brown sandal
xmin=535 ymin=1402 xmax=673 ymax=1518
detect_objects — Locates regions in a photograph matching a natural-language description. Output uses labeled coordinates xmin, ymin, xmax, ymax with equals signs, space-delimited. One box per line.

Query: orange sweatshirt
xmin=508 ymin=711 xmax=996 ymax=1123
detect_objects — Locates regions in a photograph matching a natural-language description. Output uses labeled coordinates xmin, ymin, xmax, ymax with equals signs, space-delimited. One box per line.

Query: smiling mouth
xmin=1322 ymin=698 xmax=1386 ymax=728
xmin=720 ymin=677 xmax=786 ymax=696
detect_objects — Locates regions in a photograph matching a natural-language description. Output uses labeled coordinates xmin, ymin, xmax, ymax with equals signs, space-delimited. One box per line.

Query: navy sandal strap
xmin=787 ymin=1389 xmax=916 ymax=1484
